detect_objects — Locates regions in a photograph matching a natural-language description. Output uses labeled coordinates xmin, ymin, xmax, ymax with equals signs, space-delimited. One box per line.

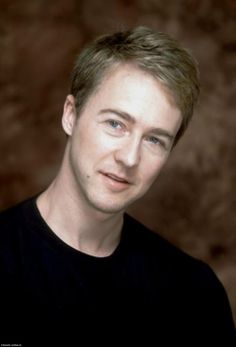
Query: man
xmin=1 ymin=26 xmax=235 ymax=345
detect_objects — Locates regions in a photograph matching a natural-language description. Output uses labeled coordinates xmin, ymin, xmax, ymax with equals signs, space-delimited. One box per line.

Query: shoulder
xmin=123 ymin=214 xmax=235 ymax=336
xmin=0 ymin=197 xmax=37 ymax=256
xmin=123 ymin=213 xmax=223 ymax=288
xmin=124 ymin=212 xmax=197 ymax=262
xmin=0 ymin=196 xmax=36 ymax=226
xmin=0 ymin=196 xmax=32 ymax=226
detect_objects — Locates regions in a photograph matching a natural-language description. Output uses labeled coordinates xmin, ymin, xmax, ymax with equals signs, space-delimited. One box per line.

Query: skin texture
xmin=37 ymin=64 xmax=182 ymax=256
xmin=64 ymin=65 xmax=181 ymax=213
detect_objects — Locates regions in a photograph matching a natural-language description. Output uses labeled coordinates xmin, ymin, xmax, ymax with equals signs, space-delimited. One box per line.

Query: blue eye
xmin=149 ymin=136 xmax=160 ymax=144
xmin=108 ymin=120 xmax=122 ymax=129
xmin=147 ymin=136 xmax=167 ymax=149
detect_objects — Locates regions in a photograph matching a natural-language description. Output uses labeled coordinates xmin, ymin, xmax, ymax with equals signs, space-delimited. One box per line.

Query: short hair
xmin=70 ymin=26 xmax=200 ymax=145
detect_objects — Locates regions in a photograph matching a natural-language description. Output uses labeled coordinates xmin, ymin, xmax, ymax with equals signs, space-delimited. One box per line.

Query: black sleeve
xmin=191 ymin=262 xmax=236 ymax=345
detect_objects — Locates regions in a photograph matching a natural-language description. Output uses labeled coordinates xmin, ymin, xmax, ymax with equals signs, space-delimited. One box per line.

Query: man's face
xmin=62 ymin=64 xmax=182 ymax=215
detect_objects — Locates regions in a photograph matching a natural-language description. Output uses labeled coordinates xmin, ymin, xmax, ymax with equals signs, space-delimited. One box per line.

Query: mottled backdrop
xmin=1 ymin=0 xmax=236 ymax=323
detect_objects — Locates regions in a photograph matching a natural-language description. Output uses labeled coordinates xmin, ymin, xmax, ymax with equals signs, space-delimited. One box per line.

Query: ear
xmin=61 ymin=95 xmax=77 ymax=136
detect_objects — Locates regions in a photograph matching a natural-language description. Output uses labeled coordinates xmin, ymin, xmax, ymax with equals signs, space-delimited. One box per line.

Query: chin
xmin=86 ymin=190 xmax=141 ymax=215
xmin=93 ymin=203 xmax=126 ymax=214
xmin=88 ymin=197 xmax=129 ymax=215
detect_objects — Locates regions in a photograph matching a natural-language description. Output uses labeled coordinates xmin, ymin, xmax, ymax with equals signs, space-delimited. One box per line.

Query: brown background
xmin=1 ymin=0 xmax=236 ymax=323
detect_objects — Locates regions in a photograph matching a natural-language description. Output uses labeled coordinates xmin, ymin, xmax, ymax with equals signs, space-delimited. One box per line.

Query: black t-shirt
xmin=0 ymin=197 xmax=235 ymax=346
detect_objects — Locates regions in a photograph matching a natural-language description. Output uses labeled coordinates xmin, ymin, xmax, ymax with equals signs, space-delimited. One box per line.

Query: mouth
xmin=101 ymin=172 xmax=130 ymax=184
xmin=99 ymin=171 xmax=132 ymax=191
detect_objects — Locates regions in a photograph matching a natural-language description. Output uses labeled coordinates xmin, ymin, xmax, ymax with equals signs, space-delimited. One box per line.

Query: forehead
xmin=94 ymin=63 xmax=177 ymax=107
xmin=90 ymin=64 xmax=177 ymax=108
xmin=83 ymin=64 xmax=182 ymax=132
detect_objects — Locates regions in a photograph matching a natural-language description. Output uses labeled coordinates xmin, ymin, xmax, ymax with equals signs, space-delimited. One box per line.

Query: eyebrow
xmin=99 ymin=108 xmax=136 ymax=124
xmin=98 ymin=108 xmax=174 ymax=141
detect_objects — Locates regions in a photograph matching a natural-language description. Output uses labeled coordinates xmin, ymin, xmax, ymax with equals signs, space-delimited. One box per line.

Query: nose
xmin=114 ymin=136 xmax=141 ymax=168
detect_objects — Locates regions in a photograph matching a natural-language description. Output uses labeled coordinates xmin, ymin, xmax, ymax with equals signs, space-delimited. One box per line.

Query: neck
xmin=36 ymin=168 xmax=124 ymax=258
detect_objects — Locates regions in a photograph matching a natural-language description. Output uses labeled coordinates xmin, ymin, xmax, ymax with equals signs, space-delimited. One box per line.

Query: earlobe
xmin=62 ymin=95 xmax=76 ymax=136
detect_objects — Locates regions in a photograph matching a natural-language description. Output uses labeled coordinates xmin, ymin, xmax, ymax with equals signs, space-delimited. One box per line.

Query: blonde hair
xmin=71 ymin=26 xmax=200 ymax=144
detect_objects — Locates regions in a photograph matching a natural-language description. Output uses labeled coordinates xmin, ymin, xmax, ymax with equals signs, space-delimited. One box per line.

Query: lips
xmin=105 ymin=173 xmax=129 ymax=183
xmin=99 ymin=171 xmax=133 ymax=192
xmin=101 ymin=172 xmax=130 ymax=184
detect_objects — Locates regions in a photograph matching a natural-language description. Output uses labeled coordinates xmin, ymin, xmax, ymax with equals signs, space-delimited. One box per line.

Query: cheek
xmin=78 ymin=123 xmax=115 ymax=151
xmin=89 ymin=136 xmax=119 ymax=163
xmin=141 ymin=158 xmax=167 ymax=186
xmin=76 ymin=131 xmax=114 ymax=168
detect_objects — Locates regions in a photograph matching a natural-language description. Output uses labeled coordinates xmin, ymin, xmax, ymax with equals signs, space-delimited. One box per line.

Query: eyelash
xmin=147 ymin=136 xmax=165 ymax=147
xmin=105 ymin=119 xmax=167 ymax=149
xmin=107 ymin=119 xmax=123 ymax=129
